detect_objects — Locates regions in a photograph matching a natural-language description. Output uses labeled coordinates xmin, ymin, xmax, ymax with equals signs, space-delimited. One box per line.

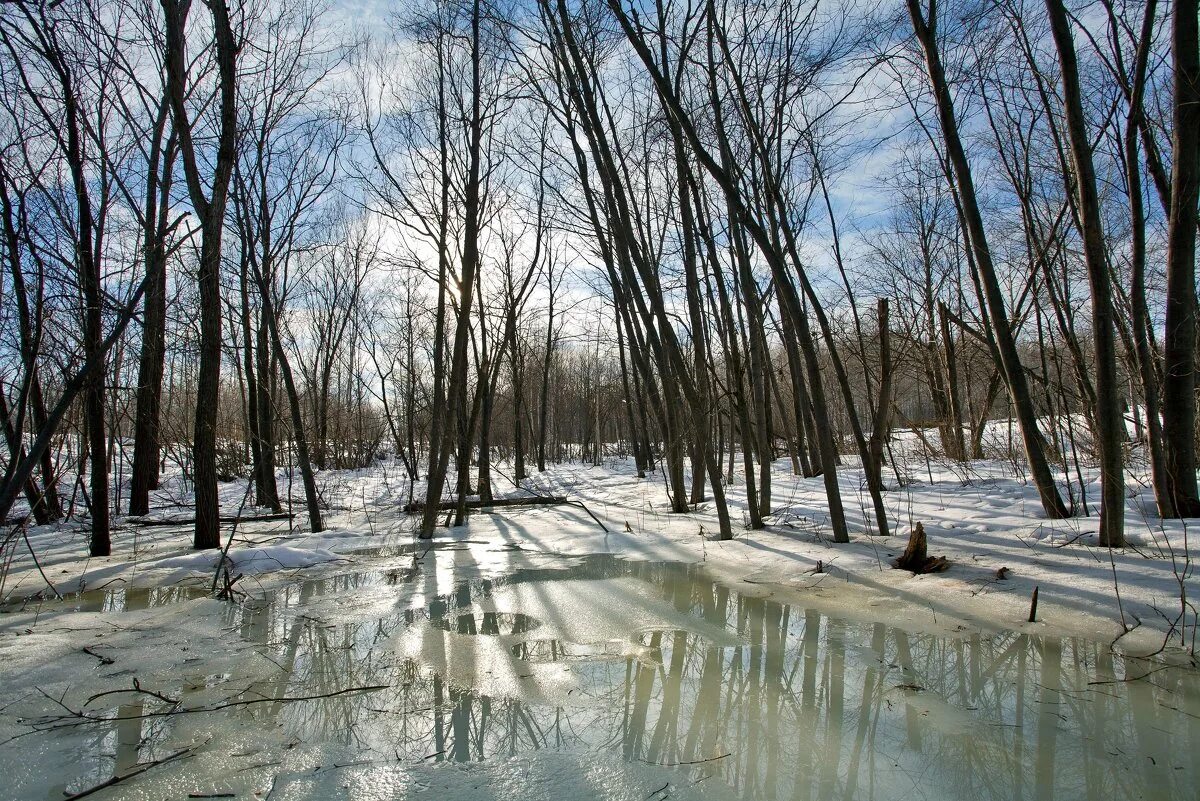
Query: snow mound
xmin=228 ymin=545 xmax=341 ymax=572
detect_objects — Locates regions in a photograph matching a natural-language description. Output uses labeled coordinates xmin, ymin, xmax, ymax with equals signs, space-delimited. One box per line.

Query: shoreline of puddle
xmin=2 ymin=534 xmax=1194 ymax=665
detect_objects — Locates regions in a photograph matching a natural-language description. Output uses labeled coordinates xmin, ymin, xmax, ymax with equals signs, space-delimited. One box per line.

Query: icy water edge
xmin=1 ymin=549 xmax=1198 ymax=801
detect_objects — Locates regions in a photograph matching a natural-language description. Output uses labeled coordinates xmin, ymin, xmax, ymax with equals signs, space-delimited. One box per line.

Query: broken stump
xmin=893 ymin=522 xmax=949 ymax=574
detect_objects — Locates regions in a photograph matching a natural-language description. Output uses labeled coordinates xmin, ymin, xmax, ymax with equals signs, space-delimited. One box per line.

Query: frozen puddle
xmin=2 ymin=553 xmax=1199 ymax=800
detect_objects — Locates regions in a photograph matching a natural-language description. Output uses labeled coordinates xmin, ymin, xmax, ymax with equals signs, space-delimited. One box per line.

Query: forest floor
xmin=2 ymin=438 xmax=1200 ymax=799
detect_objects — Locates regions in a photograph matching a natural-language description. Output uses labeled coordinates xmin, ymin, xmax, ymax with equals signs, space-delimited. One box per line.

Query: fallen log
xmin=125 ymin=512 xmax=295 ymax=527
xmin=402 ymin=496 xmax=567 ymax=513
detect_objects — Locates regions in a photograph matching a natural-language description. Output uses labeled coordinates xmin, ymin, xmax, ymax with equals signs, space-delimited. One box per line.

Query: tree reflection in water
xmin=58 ymin=555 xmax=1200 ymax=799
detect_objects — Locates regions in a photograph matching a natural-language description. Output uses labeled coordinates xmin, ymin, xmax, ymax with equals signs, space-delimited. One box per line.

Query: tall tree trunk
xmin=537 ymin=286 xmax=555 ymax=472
xmin=671 ymin=120 xmax=710 ymax=505
xmin=52 ymin=37 xmax=109 ymax=555
xmin=866 ymin=299 xmax=896 ymax=511
xmin=422 ymin=0 xmax=484 ymax=538
xmin=129 ymin=106 xmax=173 ymax=517
xmin=255 ymin=273 xmax=323 ymax=533
xmin=254 ymin=312 xmax=281 ymax=510
xmin=906 ymin=0 xmax=1069 ymax=520
xmin=1044 ymin=0 xmax=1126 ymax=545
xmin=162 ymin=0 xmax=240 ymax=549
xmin=1120 ymin=0 xmax=1170 ymax=516
xmin=238 ymin=254 xmax=263 ymax=503
xmin=1162 ymin=0 xmax=1200 ymax=517
xmin=511 ymin=339 xmax=527 ymax=482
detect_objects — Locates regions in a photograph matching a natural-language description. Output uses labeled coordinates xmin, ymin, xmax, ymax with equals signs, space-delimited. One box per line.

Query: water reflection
xmin=434 ymin=612 xmax=543 ymax=635
xmin=512 ymin=639 xmax=627 ymax=662
xmin=22 ymin=554 xmax=1200 ymax=799
xmin=0 ymin=583 xmax=210 ymax=613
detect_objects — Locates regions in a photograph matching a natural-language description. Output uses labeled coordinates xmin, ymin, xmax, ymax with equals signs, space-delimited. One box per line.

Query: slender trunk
xmin=255 ymin=312 xmax=280 ymax=509
xmin=54 ymin=42 xmax=108 ymax=555
xmin=162 ymin=0 xmax=239 ymax=549
xmin=906 ymin=0 xmax=1069 ymax=519
xmin=866 ymin=298 xmax=896 ymax=496
xmin=422 ymin=0 xmax=484 ymax=538
xmin=671 ymin=121 xmax=710 ymax=504
xmin=616 ymin=309 xmax=647 ymax=477
xmin=256 ymin=275 xmax=323 ymax=533
xmin=538 ymin=292 xmax=554 ymax=472
xmin=129 ymin=106 xmax=172 ymax=517
xmin=238 ymin=254 xmax=263 ymax=503
xmin=1044 ymin=0 xmax=1126 ymax=545
xmin=512 ymin=341 xmax=527 ymax=482
xmin=420 ymin=23 xmax=454 ymax=532
xmin=478 ymin=361 xmax=494 ymax=504
xmin=937 ymin=302 xmax=968 ymax=461
xmin=1121 ymin=0 xmax=1170 ymax=516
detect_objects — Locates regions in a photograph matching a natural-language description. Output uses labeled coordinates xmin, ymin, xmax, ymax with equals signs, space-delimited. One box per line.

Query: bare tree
xmin=160 ymin=0 xmax=240 ymax=548
xmin=905 ymin=0 xmax=1070 ymax=522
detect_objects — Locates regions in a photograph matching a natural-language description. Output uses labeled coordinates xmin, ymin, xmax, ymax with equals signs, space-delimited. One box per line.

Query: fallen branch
xmin=126 ymin=512 xmax=294 ymax=528
xmin=213 ymin=479 xmax=256 ymax=598
xmin=638 ymin=753 xmax=731 ymax=767
xmin=562 ymin=499 xmax=610 ymax=533
xmin=62 ymin=745 xmax=195 ymax=800
xmin=21 ymin=523 xmax=61 ymax=600
xmin=81 ymin=646 xmax=114 ymax=666
xmin=85 ymin=678 xmax=179 ymax=707
xmin=33 ymin=684 xmax=391 ymax=730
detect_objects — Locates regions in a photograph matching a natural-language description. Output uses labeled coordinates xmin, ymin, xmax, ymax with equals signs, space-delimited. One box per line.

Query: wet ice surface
xmin=2 ymin=547 xmax=1199 ymax=800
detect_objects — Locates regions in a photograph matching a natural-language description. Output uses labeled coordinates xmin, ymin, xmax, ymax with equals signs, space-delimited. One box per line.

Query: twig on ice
xmin=31 ymin=684 xmax=391 ymax=731
xmin=61 ymin=745 xmax=196 ymax=800
xmin=80 ymin=646 xmax=113 ymax=665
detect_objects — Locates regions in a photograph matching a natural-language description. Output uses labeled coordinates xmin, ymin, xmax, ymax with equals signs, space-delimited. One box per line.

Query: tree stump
xmin=893 ymin=522 xmax=949 ymax=574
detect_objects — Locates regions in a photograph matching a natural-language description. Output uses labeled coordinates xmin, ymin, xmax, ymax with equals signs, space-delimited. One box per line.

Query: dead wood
xmin=893 ymin=522 xmax=949 ymax=574
xmin=81 ymin=646 xmax=113 ymax=665
xmin=34 ymin=684 xmax=391 ymax=731
xmin=126 ymin=512 xmax=294 ymax=527
xmin=61 ymin=745 xmax=195 ymax=800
